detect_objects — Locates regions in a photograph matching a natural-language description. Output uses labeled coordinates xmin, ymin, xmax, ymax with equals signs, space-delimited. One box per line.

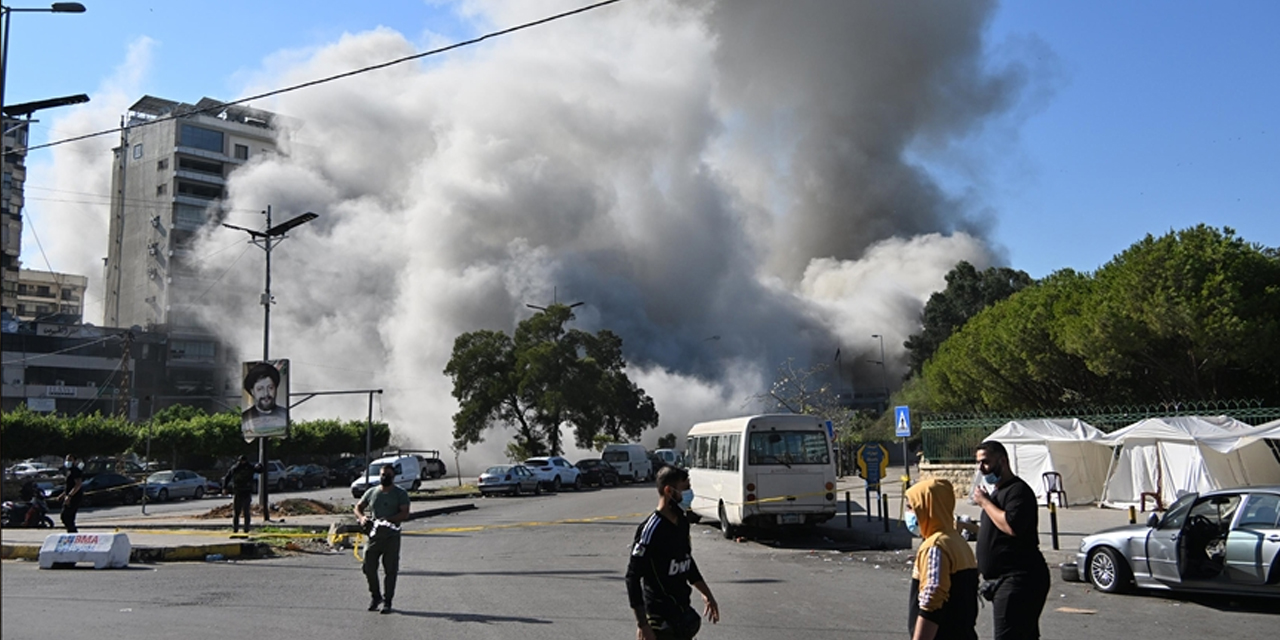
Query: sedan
xmin=478 ymin=465 xmax=542 ymax=497
xmin=6 ymin=462 xmax=54 ymax=478
xmin=523 ymin=456 xmax=582 ymax=491
xmin=285 ymin=464 xmax=330 ymax=490
xmin=575 ymin=458 xmax=619 ymax=488
xmin=50 ymin=473 xmax=143 ymax=507
xmin=143 ymin=470 xmax=208 ymax=502
xmin=1074 ymin=486 xmax=1280 ymax=597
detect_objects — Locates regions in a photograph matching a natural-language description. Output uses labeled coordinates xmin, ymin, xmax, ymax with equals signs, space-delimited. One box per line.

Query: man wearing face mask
xmin=626 ymin=466 xmax=720 ymax=640
xmin=972 ymin=440 xmax=1049 ymax=640
xmin=906 ymin=477 xmax=978 ymax=640
xmin=60 ymin=454 xmax=85 ymax=532
xmin=354 ymin=464 xmax=411 ymax=614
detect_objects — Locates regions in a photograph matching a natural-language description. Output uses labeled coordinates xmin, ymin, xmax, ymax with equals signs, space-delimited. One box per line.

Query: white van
xmin=602 ymin=443 xmax=653 ymax=483
xmin=350 ymin=454 xmax=422 ymax=498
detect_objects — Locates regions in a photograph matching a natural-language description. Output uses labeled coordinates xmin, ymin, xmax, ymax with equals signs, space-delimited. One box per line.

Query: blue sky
xmin=8 ymin=0 xmax=1279 ymax=280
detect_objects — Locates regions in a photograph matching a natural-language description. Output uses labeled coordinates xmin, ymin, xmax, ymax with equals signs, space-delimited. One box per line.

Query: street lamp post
xmin=222 ymin=206 xmax=318 ymax=520
xmin=0 ymin=3 xmax=86 ymax=113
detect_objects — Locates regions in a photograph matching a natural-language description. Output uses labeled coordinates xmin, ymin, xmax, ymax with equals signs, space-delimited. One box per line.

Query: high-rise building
xmin=102 ymin=95 xmax=281 ymax=330
xmin=15 ymin=269 xmax=88 ymax=322
xmin=1 ymin=115 xmax=30 ymax=316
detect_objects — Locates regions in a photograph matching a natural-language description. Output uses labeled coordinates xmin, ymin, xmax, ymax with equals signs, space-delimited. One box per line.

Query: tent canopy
xmin=984 ymin=419 xmax=1112 ymax=506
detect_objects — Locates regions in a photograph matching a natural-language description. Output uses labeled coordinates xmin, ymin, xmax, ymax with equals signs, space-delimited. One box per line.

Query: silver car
xmin=1076 ymin=486 xmax=1280 ymax=597
xmin=143 ymin=469 xmax=208 ymax=502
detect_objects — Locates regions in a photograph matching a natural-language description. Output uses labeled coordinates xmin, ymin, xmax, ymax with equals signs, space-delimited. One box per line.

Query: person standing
xmin=625 ymin=466 xmax=720 ymax=640
xmin=60 ymin=454 xmax=84 ymax=533
xmin=972 ymin=440 xmax=1050 ymax=640
xmin=222 ymin=455 xmax=263 ymax=534
xmin=355 ymin=464 xmax=411 ymax=614
xmin=906 ymin=477 xmax=978 ymax=640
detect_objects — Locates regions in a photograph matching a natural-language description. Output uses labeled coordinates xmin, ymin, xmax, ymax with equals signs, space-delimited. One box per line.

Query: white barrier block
xmin=39 ymin=532 xmax=131 ymax=569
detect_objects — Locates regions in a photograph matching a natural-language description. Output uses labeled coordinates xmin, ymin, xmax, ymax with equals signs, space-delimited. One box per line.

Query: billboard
xmin=241 ymin=359 xmax=290 ymax=441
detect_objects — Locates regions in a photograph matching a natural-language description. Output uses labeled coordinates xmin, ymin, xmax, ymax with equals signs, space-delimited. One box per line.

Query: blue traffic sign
xmin=894 ymin=405 xmax=911 ymax=438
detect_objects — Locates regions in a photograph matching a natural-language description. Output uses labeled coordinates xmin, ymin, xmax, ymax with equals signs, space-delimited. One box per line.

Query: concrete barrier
xmin=39 ymin=532 xmax=131 ymax=569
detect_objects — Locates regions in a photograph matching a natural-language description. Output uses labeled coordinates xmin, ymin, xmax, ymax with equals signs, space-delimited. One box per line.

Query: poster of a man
xmin=241 ymin=360 xmax=289 ymax=439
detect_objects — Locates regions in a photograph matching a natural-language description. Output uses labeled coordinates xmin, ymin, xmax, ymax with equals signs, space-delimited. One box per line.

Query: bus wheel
xmin=718 ymin=502 xmax=736 ymax=540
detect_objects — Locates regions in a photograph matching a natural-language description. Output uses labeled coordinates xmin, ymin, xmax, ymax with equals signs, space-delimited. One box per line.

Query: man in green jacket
xmin=355 ymin=464 xmax=411 ymax=614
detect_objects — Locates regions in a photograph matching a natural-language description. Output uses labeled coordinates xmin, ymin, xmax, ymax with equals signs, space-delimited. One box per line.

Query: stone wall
xmin=918 ymin=462 xmax=975 ymax=500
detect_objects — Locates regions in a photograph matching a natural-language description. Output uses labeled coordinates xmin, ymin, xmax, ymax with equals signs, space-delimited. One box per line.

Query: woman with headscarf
xmin=906 ymin=477 xmax=979 ymax=640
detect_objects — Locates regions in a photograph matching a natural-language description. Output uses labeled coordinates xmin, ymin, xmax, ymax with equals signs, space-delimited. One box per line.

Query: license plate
xmin=778 ymin=514 xmax=802 ymax=525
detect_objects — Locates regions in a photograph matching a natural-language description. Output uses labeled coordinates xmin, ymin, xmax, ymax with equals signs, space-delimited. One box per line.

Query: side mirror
xmin=1146 ymin=513 xmax=1160 ymax=528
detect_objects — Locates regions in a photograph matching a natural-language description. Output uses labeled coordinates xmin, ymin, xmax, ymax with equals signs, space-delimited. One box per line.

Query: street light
xmin=222 ymin=206 xmax=318 ymax=519
xmin=0 ymin=3 xmax=87 ymax=113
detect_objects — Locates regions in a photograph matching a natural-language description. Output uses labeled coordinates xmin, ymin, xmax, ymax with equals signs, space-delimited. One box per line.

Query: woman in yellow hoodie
xmin=906 ymin=478 xmax=978 ymax=640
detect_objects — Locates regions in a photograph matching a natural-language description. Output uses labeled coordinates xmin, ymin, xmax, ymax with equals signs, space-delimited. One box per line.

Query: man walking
xmin=222 ymin=455 xmax=262 ymax=534
xmin=625 ymin=466 xmax=720 ymax=640
xmin=355 ymin=464 xmax=410 ymax=614
xmin=60 ymin=454 xmax=84 ymax=533
xmin=972 ymin=440 xmax=1050 ymax=640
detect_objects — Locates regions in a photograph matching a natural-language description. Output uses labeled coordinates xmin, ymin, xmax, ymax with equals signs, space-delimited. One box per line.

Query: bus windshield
xmin=748 ymin=431 xmax=829 ymax=466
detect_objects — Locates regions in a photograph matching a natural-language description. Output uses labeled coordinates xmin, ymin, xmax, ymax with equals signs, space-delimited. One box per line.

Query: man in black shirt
xmin=61 ymin=454 xmax=84 ymax=533
xmin=973 ymin=440 xmax=1050 ymax=640
xmin=222 ymin=456 xmax=263 ymax=533
xmin=625 ymin=466 xmax=720 ymax=640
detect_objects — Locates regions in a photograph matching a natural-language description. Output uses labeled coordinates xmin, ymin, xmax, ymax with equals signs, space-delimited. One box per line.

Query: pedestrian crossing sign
xmin=895 ymin=405 xmax=911 ymax=438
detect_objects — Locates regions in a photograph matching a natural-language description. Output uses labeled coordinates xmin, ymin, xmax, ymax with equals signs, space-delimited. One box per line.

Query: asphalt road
xmin=3 ymin=483 xmax=1275 ymax=640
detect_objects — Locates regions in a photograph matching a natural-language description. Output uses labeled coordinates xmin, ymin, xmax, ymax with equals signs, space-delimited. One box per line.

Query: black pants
xmin=363 ymin=533 xmax=401 ymax=602
xmin=232 ymin=492 xmax=253 ymax=532
xmin=60 ymin=501 xmax=80 ymax=533
xmin=990 ymin=564 xmax=1050 ymax=640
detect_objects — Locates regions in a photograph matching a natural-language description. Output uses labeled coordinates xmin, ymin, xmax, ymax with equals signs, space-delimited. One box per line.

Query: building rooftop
xmin=127 ymin=95 xmax=275 ymax=129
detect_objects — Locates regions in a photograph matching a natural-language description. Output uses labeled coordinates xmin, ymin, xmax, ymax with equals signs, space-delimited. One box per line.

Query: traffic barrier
xmin=39 ymin=532 xmax=130 ymax=569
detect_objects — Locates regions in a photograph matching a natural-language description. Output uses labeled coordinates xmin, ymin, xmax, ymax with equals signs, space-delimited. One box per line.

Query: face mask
xmin=904 ymin=511 xmax=921 ymax=537
xmin=982 ymin=463 xmax=1002 ymax=487
xmin=380 ymin=475 xmax=394 ymax=487
xmin=680 ymin=489 xmax=694 ymax=509
xmin=64 ymin=460 xmax=73 ymax=468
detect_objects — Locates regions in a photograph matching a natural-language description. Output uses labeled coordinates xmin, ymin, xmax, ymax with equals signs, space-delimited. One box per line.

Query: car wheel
xmin=1087 ymin=547 xmax=1131 ymax=593
xmin=551 ymin=477 xmax=561 ymax=493
xmin=194 ymin=486 xmax=205 ymax=500
xmin=320 ymin=477 xmax=328 ymax=489
xmin=124 ymin=490 xmax=140 ymax=506
xmin=275 ymin=480 xmax=285 ymax=493
xmin=719 ymin=502 xmax=736 ymax=540
xmin=411 ymin=479 xmax=422 ymax=491
xmin=534 ymin=482 xmax=543 ymax=496
xmin=158 ymin=488 xmax=169 ymax=503
xmin=512 ymin=483 xmax=521 ymax=497
xmin=572 ymin=476 xmax=582 ymax=491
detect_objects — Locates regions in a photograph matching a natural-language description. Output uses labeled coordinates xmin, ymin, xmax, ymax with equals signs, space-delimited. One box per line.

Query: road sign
xmin=895 ymin=405 xmax=911 ymax=438
xmin=857 ymin=443 xmax=889 ymax=489
xmin=824 ymin=420 xmax=834 ymax=442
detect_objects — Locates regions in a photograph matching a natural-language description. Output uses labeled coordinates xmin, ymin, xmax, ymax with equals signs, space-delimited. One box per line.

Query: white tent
xmin=984 ymin=419 xmax=1113 ymax=506
xmin=1099 ymin=415 xmax=1275 ymax=508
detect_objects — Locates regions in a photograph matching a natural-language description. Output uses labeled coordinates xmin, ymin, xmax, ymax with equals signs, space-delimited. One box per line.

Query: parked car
xmin=6 ymin=462 xmax=54 ymax=478
xmin=329 ymin=457 xmax=366 ymax=484
xmin=83 ymin=457 xmax=145 ymax=477
xmin=417 ymin=456 xmax=448 ymax=479
xmin=1072 ymin=486 xmax=1280 ymax=597
xmin=478 ymin=465 xmax=541 ymax=496
xmin=523 ymin=456 xmax=582 ymax=491
xmin=653 ymin=448 xmax=684 ymax=469
xmin=350 ymin=455 xmax=422 ymax=498
xmin=285 ymin=464 xmax=329 ymax=490
xmin=253 ymin=460 xmax=288 ymax=492
xmin=602 ymin=443 xmax=652 ymax=483
xmin=143 ymin=470 xmax=207 ymax=502
xmin=574 ymin=458 xmax=619 ymax=488
xmin=50 ymin=473 xmax=142 ymax=507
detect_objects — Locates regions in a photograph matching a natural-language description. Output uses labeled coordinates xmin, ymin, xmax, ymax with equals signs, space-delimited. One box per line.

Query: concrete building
xmin=102 ymin=95 xmax=281 ymax=331
xmin=1 ymin=116 xmax=29 ymax=316
xmin=15 ymin=269 xmax=88 ymax=322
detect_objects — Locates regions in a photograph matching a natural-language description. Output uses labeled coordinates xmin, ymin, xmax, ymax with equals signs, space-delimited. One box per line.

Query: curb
xmin=2 ymin=540 xmax=272 ymax=563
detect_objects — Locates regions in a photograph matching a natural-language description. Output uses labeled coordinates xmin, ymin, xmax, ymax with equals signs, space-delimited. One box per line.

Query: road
xmin=3 ymin=483 xmax=1275 ymax=640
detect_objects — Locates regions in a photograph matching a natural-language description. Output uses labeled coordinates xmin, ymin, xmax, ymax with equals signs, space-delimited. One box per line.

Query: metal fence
xmin=921 ymin=400 xmax=1280 ymax=463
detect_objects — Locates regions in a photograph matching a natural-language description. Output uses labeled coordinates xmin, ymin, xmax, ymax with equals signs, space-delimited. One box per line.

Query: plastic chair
xmin=1139 ymin=491 xmax=1163 ymax=512
xmin=1041 ymin=471 xmax=1067 ymax=509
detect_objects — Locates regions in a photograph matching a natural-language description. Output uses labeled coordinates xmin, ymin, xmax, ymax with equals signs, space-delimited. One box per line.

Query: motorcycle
xmin=1 ymin=481 xmax=55 ymax=528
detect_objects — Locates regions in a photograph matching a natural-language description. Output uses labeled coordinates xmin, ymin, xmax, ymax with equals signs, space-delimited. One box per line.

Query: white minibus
xmin=685 ymin=414 xmax=837 ymax=537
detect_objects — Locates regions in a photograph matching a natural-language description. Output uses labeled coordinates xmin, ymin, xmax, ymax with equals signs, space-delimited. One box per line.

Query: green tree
xmin=657 ymin=433 xmax=677 ymax=449
xmin=904 ymin=261 xmax=1033 ymax=375
xmin=445 ymin=304 xmax=658 ymax=456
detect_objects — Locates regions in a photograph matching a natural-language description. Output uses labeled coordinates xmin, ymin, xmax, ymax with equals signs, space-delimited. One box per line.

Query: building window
xmin=177 ymin=156 xmax=223 ymax=176
xmin=179 ymin=124 xmax=224 ymax=153
xmin=35 ymin=285 xmax=52 ymax=298
xmin=169 ymin=340 xmax=217 ymax=362
xmin=234 ymin=144 xmax=249 ymax=160
xmin=174 ymin=203 xmax=208 ymax=227
xmin=133 ymin=144 xmax=143 ymax=159
xmin=175 ymin=180 xmax=222 ymax=200
xmin=60 ymin=288 xmax=75 ymax=301
xmin=156 ymin=184 xmax=168 ymax=196
xmin=158 ymin=159 xmax=169 ymax=171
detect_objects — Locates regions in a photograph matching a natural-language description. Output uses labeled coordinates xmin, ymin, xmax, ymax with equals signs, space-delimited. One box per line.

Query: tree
xmin=445 ymin=304 xmax=658 ymax=456
xmin=904 ymin=261 xmax=1033 ymax=374
xmin=657 ymin=433 xmax=677 ymax=449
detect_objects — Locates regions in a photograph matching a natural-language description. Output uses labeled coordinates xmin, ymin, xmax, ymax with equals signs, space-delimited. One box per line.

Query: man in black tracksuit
xmin=973 ymin=440 xmax=1050 ymax=640
xmin=625 ymin=466 xmax=720 ymax=640
xmin=222 ymin=456 xmax=263 ymax=533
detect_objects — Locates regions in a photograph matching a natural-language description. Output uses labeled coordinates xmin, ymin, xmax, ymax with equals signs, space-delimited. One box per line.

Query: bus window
xmin=748 ymin=431 xmax=830 ymax=466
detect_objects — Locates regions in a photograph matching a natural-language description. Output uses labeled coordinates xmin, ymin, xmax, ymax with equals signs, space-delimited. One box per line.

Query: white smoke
xmin=30 ymin=1 xmax=1047 ymax=472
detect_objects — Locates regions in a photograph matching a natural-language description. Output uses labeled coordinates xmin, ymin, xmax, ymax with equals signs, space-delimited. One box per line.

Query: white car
xmin=6 ymin=462 xmax=53 ymax=478
xmin=522 ymin=456 xmax=582 ymax=492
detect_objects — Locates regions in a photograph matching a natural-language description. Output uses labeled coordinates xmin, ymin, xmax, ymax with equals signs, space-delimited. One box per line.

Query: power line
xmin=25 ymin=0 xmax=625 ymax=153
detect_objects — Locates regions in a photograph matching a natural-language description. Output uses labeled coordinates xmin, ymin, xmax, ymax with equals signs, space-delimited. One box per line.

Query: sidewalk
xmin=821 ymin=468 xmax=1141 ymax=567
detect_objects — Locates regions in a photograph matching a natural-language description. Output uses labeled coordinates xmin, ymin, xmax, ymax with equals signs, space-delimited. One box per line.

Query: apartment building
xmin=15 ymin=269 xmax=88 ymax=322
xmin=1 ymin=116 xmax=29 ymax=316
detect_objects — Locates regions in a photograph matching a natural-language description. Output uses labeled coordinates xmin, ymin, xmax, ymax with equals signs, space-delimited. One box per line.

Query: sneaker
xmin=380 ymin=600 xmax=392 ymax=614
xmin=368 ymin=597 xmax=381 ymax=612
